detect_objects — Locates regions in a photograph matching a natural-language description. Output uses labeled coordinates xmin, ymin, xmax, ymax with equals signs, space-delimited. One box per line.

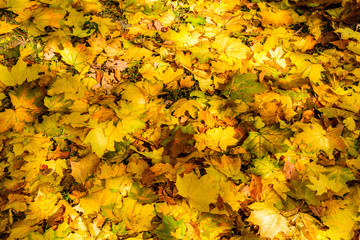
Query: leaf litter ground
xmin=0 ymin=0 xmax=360 ymax=239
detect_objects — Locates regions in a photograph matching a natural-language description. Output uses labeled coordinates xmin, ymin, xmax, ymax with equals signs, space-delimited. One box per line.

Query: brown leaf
xmin=154 ymin=20 xmax=164 ymax=31
xmin=166 ymin=128 xmax=194 ymax=158
xmin=71 ymin=153 xmax=100 ymax=184
xmin=91 ymin=106 xmax=115 ymax=122
xmin=141 ymin=168 xmax=156 ymax=186
xmin=284 ymin=157 xmax=298 ymax=180
xmin=330 ymin=40 xmax=350 ymax=49
xmin=340 ymin=6 xmax=360 ymax=25
xmin=46 ymin=205 xmax=65 ymax=227
xmin=308 ymin=204 xmax=326 ymax=218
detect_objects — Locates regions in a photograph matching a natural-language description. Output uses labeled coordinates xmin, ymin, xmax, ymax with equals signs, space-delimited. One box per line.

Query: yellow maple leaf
xmin=292 ymin=122 xmax=329 ymax=153
xmin=79 ymin=186 xmax=117 ymax=214
xmin=70 ymin=153 xmax=100 ymax=184
xmin=0 ymin=59 xmax=39 ymax=86
xmin=160 ymin=67 xmax=184 ymax=85
xmin=31 ymin=8 xmax=65 ymax=30
xmin=306 ymin=173 xmax=343 ymax=195
xmin=176 ymin=172 xmax=219 ymax=212
xmin=211 ymin=155 xmax=242 ymax=180
xmin=247 ymin=202 xmax=290 ymax=239
xmin=0 ymin=108 xmax=33 ymax=133
xmin=97 ymin=162 xmax=126 ymax=179
xmin=58 ymin=42 xmax=89 ymax=73
xmin=195 ymin=126 xmax=238 ymax=151
xmin=212 ymin=34 xmax=250 ymax=65
xmin=120 ymin=198 xmax=156 ymax=233
xmin=104 ymin=121 xmax=126 ymax=152
xmin=302 ymin=63 xmax=325 ymax=84
xmin=175 ymin=50 xmax=192 ymax=70
xmin=170 ymin=99 xmax=202 ymax=118
xmin=6 ymin=0 xmax=36 ymax=13
xmin=8 ymin=220 xmax=40 ymax=240
xmin=292 ymin=122 xmax=346 ymax=154
xmin=84 ymin=127 xmax=107 ymax=157
xmin=0 ymin=21 xmax=18 ymax=34
xmin=48 ymin=72 xmax=82 ymax=95
xmin=261 ymin=10 xmax=293 ymax=27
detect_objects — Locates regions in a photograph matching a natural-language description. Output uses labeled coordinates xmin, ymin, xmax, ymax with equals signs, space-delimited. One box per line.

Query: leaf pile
xmin=0 ymin=0 xmax=360 ymax=239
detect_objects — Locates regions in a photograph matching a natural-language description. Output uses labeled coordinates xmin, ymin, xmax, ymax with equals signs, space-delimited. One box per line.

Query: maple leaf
xmin=345 ymin=184 xmax=360 ymax=212
xmin=154 ymin=215 xmax=186 ymax=240
xmin=251 ymin=156 xmax=281 ymax=178
xmin=8 ymin=220 xmax=40 ymax=240
xmin=48 ymin=72 xmax=82 ymax=95
xmin=104 ymin=121 xmax=126 ymax=152
xmin=120 ymin=198 xmax=156 ymax=233
xmin=260 ymin=10 xmax=294 ymax=27
xmin=322 ymin=209 xmax=356 ymax=240
xmin=306 ymin=173 xmax=343 ymax=195
xmin=79 ymin=186 xmax=117 ymax=214
xmin=84 ymin=127 xmax=108 ymax=157
xmin=293 ymin=213 xmax=323 ymax=240
xmin=194 ymin=126 xmax=238 ymax=152
xmin=129 ymin=182 xmax=158 ymax=204
xmin=0 ymin=59 xmax=39 ymax=86
xmin=222 ymin=73 xmax=267 ymax=102
xmin=170 ymin=99 xmax=202 ymax=118
xmin=0 ymin=21 xmax=18 ymax=34
xmin=190 ymin=42 xmax=212 ymax=63
xmin=218 ymin=180 xmax=245 ymax=212
xmin=198 ymin=213 xmax=234 ymax=239
xmin=242 ymin=126 xmax=291 ymax=157
xmin=212 ymin=34 xmax=250 ymax=65
xmin=176 ymin=172 xmax=219 ymax=212
xmin=247 ymin=202 xmax=290 ymax=239
xmin=0 ymin=108 xmax=33 ymax=133
xmin=58 ymin=42 xmax=90 ymax=73
xmin=292 ymin=122 xmax=346 ymax=154
xmin=43 ymin=95 xmax=73 ymax=112
xmin=9 ymin=84 xmax=45 ymax=114
xmin=159 ymin=67 xmax=184 ymax=85
xmin=211 ymin=155 xmax=244 ymax=180
xmin=70 ymin=153 xmax=100 ymax=184
xmin=165 ymin=128 xmax=194 ymax=158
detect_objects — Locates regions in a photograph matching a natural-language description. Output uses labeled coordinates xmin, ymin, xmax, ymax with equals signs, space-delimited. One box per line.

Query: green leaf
xmin=251 ymin=156 xmax=280 ymax=178
xmin=242 ymin=126 xmax=291 ymax=157
xmin=306 ymin=173 xmax=343 ymax=195
xmin=185 ymin=16 xmax=206 ymax=26
xmin=44 ymin=95 xmax=73 ymax=112
xmin=322 ymin=209 xmax=356 ymax=240
xmin=222 ymin=73 xmax=267 ymax=102
xmin=129 ymin=182 xmax=158 ymax=204
xmin=154 ymin=215 xmax=186 ymax=240
xmin=112 ymin=222 xmax=128 ymax=236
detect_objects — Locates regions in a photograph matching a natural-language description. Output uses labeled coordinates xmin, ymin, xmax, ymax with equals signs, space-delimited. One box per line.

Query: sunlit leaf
xmin=247 ymin=202 xmax=290 ymax=239
xmin=176 ymin=172 xmax=219 ymax=212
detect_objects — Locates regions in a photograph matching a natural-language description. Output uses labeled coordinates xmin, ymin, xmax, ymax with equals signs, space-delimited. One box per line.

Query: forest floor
xmin=0 ymin=0 xmax=360 ymax=239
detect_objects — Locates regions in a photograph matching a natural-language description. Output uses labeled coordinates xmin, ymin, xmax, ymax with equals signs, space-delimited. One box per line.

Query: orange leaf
xmin=71 ymin=153 xmax=100 ymax=184
xmin=261 ymin=10 xmax=293 ymax=27
xmin=250 ymin=175 xmax=262 ymax=201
